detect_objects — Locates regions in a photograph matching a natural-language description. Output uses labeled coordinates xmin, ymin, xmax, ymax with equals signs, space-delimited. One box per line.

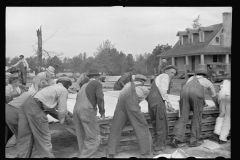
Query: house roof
xmin=186 ymin=28 xmax=199 ymax=34
xmin=159 ymin=23 xmax=231 ymax=58
xmin=176 ymin=31 xmax=188 ymax=36
xmin=198 ymin=26 xmax=215 ymax=31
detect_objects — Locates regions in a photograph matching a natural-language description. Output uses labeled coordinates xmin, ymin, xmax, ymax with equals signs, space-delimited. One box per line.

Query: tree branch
xmin=42 ymin=29 xmax=57 ymax=44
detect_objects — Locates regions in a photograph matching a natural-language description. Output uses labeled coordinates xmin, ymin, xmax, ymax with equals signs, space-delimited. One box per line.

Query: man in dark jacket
xmin=73 ymin=68 xmax=105 ymax=158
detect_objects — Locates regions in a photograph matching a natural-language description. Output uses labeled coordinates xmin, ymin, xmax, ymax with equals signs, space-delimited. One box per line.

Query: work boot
xmin=209 ymin=133 xmax=219 ymax=142
xmin=153 ymin=147 xmax=165 ymax=155
xmin=106 ymin=154 xmax=114 ymax=158
xmin=170 ymin=138 xmax=179 ymax=148
xmin=219 ymin=140 xmax=227 ymax=144
xmin=189 ymin=141 xmax=202 ymax=147
xmin=140 ymin=153 xmax=151 ymax=158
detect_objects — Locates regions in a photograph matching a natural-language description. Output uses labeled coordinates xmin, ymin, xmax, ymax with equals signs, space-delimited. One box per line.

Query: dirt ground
xmin=5 ymin=77 xmax=229 ymax=158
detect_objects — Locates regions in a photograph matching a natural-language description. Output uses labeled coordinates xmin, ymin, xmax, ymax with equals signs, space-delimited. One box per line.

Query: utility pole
xmin=36 ymin=26 xmax=42 ymax=72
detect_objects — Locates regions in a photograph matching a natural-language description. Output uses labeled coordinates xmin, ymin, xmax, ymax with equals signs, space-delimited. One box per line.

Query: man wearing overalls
xmin=73 ymin=68 xmax=105 ymax=158
xmin=147 ymin=65 xmax=177 ymax=155
xmin=107 ymin=74 xmax=152 ymax=158
xmin=171 ymin=69 xmax=219 ymax=147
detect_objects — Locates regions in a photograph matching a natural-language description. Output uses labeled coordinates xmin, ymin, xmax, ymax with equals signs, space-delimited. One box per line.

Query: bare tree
xmin=192 ymin=15 xmax=201 ymax=29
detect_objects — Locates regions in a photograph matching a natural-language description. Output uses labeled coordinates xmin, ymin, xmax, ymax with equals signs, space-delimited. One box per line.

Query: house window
xmin=215 ymin=37 xmax=220 ymax=43
xmin=213 ymin=55 xmax=218 ymax=62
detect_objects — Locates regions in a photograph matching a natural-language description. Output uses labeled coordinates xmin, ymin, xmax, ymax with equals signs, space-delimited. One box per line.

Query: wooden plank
xmin=100 ymin=118 xmax=216 ymax=134
xmin=65 ymin=128 xmax=76 ymax=136
xmin=98 ymin=109 xmax=219 ymax=125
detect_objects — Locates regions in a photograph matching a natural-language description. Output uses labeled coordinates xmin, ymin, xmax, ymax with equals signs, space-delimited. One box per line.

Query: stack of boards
xmin=48 ymin=91 xmax=219 ymax=151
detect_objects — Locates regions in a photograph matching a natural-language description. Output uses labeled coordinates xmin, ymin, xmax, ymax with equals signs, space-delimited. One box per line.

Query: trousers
xmin=17 ymin=97 xmax=54 ymax=158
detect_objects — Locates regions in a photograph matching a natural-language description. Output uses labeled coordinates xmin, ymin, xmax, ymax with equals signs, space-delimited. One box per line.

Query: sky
xmin=6 ymin=7 xmax=232 ymax=59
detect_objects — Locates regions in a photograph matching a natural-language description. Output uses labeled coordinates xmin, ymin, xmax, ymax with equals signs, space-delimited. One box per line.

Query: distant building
xmin=158 ymin=12 xmax=231 ymax=76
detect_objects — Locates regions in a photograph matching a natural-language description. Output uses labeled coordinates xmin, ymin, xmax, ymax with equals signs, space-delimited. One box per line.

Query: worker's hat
xmin=135 ymin=74 xmax=147 ymax=81
xmin=127 ymin=67 xmax=136 ymax=72
xmin=163 ymin=65 xmax=178 ymax=75
xmin=87 ymin=68 xmax=100 ymax=76
xmin=46 ymin=66 xmax=55 ymax=75
xmin=8 ymin=73 xmax=19 ymax=82
xmin=195 ymin=69 xmax=209 ymax=78
xmin=57 ymin=76 xmax=72 ymax=86
xmin=19 ymin=55 xmax=24 ymax=58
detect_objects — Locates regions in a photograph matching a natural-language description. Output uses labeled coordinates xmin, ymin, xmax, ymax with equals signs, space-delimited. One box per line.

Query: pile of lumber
xmin=98 ymin=108 xmax=219 ymax=146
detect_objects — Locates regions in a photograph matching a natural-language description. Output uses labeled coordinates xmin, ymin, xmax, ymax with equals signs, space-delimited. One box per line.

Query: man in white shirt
xmin=213 ymin=74 xmax=231 ymax=144
xmin=147 ymin=65 xmax=177 ymax=155
xmin=11 ymin=55 xmax=29 ymax=85
xmin=16 ymin=77 xmax=73 ymax=158
xmin=171 ymin=69 xmax=219 ymax=148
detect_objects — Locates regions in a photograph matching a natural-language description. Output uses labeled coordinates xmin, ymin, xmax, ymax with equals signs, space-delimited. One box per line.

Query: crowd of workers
xmin=5 ymin=55 xmax=231 ymax=158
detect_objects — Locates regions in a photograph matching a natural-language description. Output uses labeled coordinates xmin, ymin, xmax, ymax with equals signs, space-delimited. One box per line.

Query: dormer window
xmin=215 ymin=37 xmax=220 ymax=43
xmin=179 ymin=36 xmax=183 ymax=45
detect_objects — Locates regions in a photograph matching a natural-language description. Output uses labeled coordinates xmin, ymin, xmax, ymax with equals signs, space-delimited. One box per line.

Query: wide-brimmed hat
xmin=163 ymin=65 xmax=178 ymax=75
xmin=135 ymin=74 xmax=147 ymax=81
xmin=195 ymin=69 xmax=209 ymax=78
xmin=46 ymin=66 xmax=55 ymax=75
xmin=8 ymin=73 xmax=19 ymax=82
xmin=87 ymin=69 xmax=100 ymax=76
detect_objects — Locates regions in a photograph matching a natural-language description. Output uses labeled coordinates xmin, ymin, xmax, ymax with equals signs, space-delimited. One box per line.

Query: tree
xmin=145 ymin=44 xmax=172 ymax=75
xmin=126 ymin=54 xmax=135 ymax=70
xmin=10 ymin=57 xmax=20 ymax=66
xmin=192 ymin=15 xmax=201 ymax=29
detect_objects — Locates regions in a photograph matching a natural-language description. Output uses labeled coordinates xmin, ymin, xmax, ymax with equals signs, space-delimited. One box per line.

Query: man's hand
xmin=166 ymin=101 xmax=175 ymax=112
xmin=64 ymin=115 xmax=74 ymax=126
xmin=100 ymin=113 xmax=105 ymax=120
xmin=67 ymin=111 xmax=73 ymax=118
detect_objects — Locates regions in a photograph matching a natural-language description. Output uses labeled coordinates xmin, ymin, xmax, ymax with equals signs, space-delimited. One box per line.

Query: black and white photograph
xmin=5 ymin=6 xmax=231 ymax=158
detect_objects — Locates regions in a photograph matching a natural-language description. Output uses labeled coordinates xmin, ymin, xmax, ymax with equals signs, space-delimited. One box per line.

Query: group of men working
xmin=5 ymin=60 xmax=231 ymax=158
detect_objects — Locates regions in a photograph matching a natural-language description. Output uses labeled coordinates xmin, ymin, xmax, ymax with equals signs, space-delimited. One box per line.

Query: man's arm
xmin=156 ymin=74 xmax=170 ymax=102
xmin=56 ymin=90 xmax=69 ymax=124
xmin=12 ymin=60 xmax=21 ymax=67
xmin=205 ymin=79 xmax=218 ymax=106
xmin=95 ymin=82 xmax=105 ymax=116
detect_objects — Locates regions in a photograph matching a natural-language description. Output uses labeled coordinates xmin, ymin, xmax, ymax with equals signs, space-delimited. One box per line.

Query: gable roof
xmin=159 ymin=23 xmax=231 ymax=58
xmin=176 ymin=31 xmax=188 ymax=36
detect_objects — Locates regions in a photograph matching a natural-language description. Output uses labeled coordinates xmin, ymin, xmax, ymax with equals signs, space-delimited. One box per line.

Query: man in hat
xmin=29 ymin=66 xmax=55 ymax=91
xmin=73 ymin=68 xmax=105 ymax=158
xmin=107 ymin=74 xmax=152 ymax=158
xmin=5 ymin=83 xmax=50 ymax=148
xmin=212 ymin=73 xmax=231 ymax=144
xmin=147 ymin=65 xmax=177 ymax=154
xmin=16 ymin=76 xmax=74 ymax=158
xmin=113 ymin=68 xmax=136 ymax=90
xmin=11 ymin=55 xmax=29 ymax=86
xmin=5 ymin=73 xmax=25 ymax=145
xmin=171 ymin=69 xmax=219 ymax=148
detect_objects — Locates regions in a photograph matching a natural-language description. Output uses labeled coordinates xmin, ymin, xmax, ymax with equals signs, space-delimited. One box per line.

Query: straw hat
xmin=46 ymin=66 xmax=55 ymax=75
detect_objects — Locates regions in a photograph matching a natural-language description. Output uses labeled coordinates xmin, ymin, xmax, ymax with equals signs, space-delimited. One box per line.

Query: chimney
xmin=222 ymin=12 xmax=232 ymax=47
